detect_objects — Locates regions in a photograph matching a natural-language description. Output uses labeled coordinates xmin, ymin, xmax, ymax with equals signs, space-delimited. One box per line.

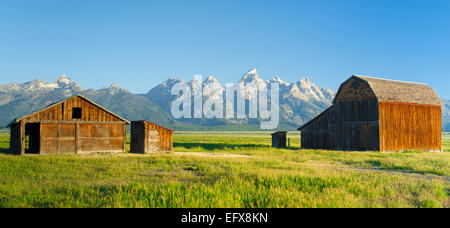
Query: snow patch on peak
xmin=203 ymin=76 xmax=224 ymax=91
xmin=110 ymin=83 xmax=120 ymax=89
xmin=55 ymin=74 xmax=71 ymax=83
xmin=55 ymin=74 xmax=77 ymax=88
xmin=57 ymin=74 xmax=69 ymax=79
xmin=163 ymin=78 xmax=184 ymax=86
xmin=321 ymin=87 xmax=336 ymax=100
xmin=246 ymin=68 xmax=258 ymax=75
xmin=295 ymin=77 xmax=334 ymax=104
xmin=269 ymin=76 xmax=290 ymax=86
xmin=204 ymin=76 xmax=219 ymax=83
xmin=298 ymin=77 xmax=312 ymax=84
xmin=102 ymin=83 xmax=129 ymax=94
xmin=0 ymin=75 xmax=82 ymax=93
xmin=240 ymin=68 xmax=264 ymax=84
xmin=23 ymin=79 xmax=59 ymax=91
xmin=167 ymin=77 xmax=183 ymax=82
xmin=287 ymin=84 xmax=308 ymax=100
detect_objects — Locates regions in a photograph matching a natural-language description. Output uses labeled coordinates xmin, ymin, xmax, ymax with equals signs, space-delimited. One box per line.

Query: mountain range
xmin=0 ymin=75 xmax=175 ymax=128
xmin=145 ymin=69 xmax=335 ymax=130
xmin=0 ymin=69 xmax=449 ymax=131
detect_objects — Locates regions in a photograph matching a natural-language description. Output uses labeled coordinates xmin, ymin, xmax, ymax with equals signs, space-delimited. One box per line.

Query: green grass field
xmin=0 ymin=132 xmax=448 ymax=208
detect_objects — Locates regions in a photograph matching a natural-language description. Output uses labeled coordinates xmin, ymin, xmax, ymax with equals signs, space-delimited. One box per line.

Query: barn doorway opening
xmin=25 ymin=123 xmax=40 ymax=154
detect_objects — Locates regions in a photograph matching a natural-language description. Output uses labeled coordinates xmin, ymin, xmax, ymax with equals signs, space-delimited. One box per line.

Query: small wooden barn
xmin=8 ymin=95 xmax=130 ymax=155
xmin=298 ymin=75 xmax=443 ymax=152
xmin=271 ymin=131 xmax=287 ymax=148
xmin=130 ymin=120 xmax=174 ymax=153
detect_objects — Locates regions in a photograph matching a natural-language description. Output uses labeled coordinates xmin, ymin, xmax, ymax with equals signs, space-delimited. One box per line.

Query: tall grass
xmin=0 ymin=132 xmax=448 ymax=208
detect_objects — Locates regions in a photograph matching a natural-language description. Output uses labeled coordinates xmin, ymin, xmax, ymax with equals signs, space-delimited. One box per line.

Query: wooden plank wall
xmin=272 ymin=132 xmax=287 ymax=148
xmin=40 ymin=122 xmax=126 ymax=154
xmin=338 ymin=100 xmax=379 ymax=151
xmin=21 ymin=96 xmax=122 ymax=122
xmin=10 ymin=96 xmax=129 ymax=155
xmin=77 ymin=123 xmax=125 ymax=153
xmin=334 ymin=77 xmax=377 ymax=102
xmin=379 ymin=102 xmax=442 ymax=152
xmin=146 ymin=122 xmax=173 ymax=152
xmin=301 ymin=106 xmax=340 ymax=150
xmin=41 ymin=123 xmax=76 ymax=154
xmin=9 ymin=123 xmax=21 ymax=155
xmin=301 ymin=100 xmax=380 ymax=151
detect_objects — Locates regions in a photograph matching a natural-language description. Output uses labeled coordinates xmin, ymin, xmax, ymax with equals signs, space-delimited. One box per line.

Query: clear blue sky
xmin=1 ymin=0 xmax=449 ymax=97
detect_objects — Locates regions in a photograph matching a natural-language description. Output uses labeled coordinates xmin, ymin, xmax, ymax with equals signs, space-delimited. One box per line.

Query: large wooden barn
xmin=298 ymin=75 xmax=443 ymax=152
xmin=8 ymin=95 xmax=130 ymax=155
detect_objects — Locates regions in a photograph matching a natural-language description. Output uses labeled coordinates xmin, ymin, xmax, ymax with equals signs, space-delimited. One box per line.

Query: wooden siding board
xmin=77 ymin=123 xmax=125 ymax=153
xmin=9 ymin=95 xmax=129 ymax=155
xmin=378 ymin=102 xmax=441 ymax=152
xmin=130 ymin=121 xmax=173 ymax=153
xmin=272 ymin=132 xmax=287 ymax=148
xmin=37 ymin=122 xmax=126 ymax=154
xmin=9 ymin=123 xmax=22 ymax=155
xmin=300 ymin=100 xmax=380 ymax=151
xmin=18 ymin=96 xmax=125 ymax=123
xmin=334 ymin=77 xmax=377 ymax=103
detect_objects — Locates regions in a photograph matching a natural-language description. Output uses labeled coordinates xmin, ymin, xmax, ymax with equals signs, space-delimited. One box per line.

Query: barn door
xmin=343 ymin=125 xmax=352 ymax=150
xmin=25 ymin=123 xmax=40 ymax=154
xmin=343 ymin=124 xmax=361 ymax=151
xmin=360 ymin=124 xmax=380 ymax=151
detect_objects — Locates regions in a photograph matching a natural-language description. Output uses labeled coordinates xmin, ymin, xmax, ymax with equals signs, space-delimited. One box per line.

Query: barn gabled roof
xmin=271 ymin=131 xmax=287 ymax=135
xmin=7 ymin=94 xmax=130 ymax=126
xmin=334 ymin=75 xmax=443 ymax=106
xmin=297 ymin=105 xmax=334 ymax=131
xmin=131 ymin=120 xmax=175 ymax=132
xmin=300 ymin=75 xmax=443 ymax=131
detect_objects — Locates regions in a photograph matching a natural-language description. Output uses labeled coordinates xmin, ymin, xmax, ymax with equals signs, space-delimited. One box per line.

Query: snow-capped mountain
xmin=443 ymin=100 xmax=450 ymax=131
xmin=145 ymin=68 xmax=337 ymax=129
xmin=0 ymin=75 xmax=173 ymax=127
xmin=296 ymin=77 xmax=332 ymax=105
xmin=240 ymin=68 xmax=266 ymax=85
xmin=203 ymin=76 xmax=225 ymax=93
xmin=100 ymin=83 xmax=130 ymax=94
xmin=0 ymin=70 xmax=448 ymax=131
xmin=202 ymin=76 xmax=225 ymax=102
xmin=0 ymin=75 xmax=80 ymax=94
xmin=55 ymin=75 xmax=80 ymax=89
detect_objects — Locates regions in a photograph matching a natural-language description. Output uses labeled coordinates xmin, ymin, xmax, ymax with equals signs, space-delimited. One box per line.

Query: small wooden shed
xmin=8 ymin=95 xmax=130 ymax=155
xmin=130 ymin=120 xmax=174 ymax=153
xmin=271 ymin=131 xmax=287 ymax=148
xmin=298 ymin=75 xmax=443 ymax=152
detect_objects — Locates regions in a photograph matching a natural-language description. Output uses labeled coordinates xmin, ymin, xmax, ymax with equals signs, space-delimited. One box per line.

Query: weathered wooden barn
xmin=8 ymin=95 xmax=130 ymax=155
xmin=130 ymin=120 xmax=174 ymax=153
xmin=271 ymin=131 xmax=287 ymax=148
xmin=298 ymin=75 xmax=443 ymax=152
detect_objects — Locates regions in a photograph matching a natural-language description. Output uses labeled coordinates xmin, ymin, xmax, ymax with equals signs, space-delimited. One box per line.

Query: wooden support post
xmin=57 ymin=123 xmax=60 ymax=154
xmin=20 ymin=121 xmax=25 ymax=155
xmin=39 ymin=123 xmax=43 ymax=154
xmin=123 ymin=123 xmax=127 ymax=153
xmin=75 ymin=122 xmax=80 ymax=154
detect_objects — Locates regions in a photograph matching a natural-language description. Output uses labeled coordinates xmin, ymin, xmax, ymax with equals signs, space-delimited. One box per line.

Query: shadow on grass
xmin=366 ymin=160 xmax=382 ymax=167
xmin=0 ymin=147 xmax=11 ymax=155
xmin=174 ymin=142 xmax=269 ymax=151
xmin=0 ymin=139 xmax=11 ymax=154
